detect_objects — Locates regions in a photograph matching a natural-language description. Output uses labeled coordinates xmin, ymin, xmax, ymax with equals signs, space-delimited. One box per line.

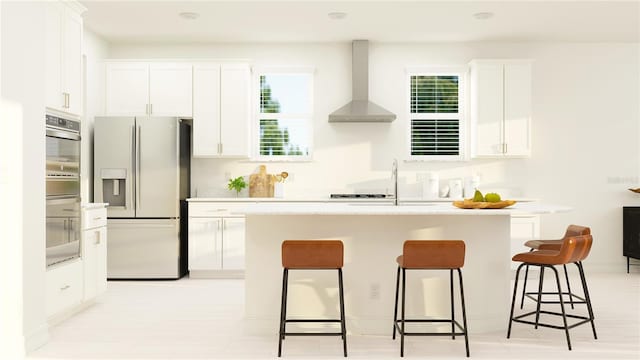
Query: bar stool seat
xmin=508 ymin=234 xmax=597 ymax=350
xmin=278 ymin=240 xmax=347 ymax=357
xmin=520 ymin=225 xmax=591 ymax=310
xmin=392 ymin=240 xmax=469 ymax=357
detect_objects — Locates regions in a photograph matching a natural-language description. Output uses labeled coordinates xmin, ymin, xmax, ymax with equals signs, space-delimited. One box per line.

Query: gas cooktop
xmin=330 ymin=194 xmax=388 ymax=199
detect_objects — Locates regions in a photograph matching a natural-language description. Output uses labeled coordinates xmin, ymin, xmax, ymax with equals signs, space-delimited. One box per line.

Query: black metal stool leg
xmin=392 ymin=266 xmax=400 ymax=340
xmin=551 ymin=266 xmax=571 ymax=350
xmin=520 ymin=264 xmax=530 ymax=309
xmin=338 ymin=268 xmax=347 ymax=357
xmin=400 ymin=268 xmax=406 ymax=357
xmin=450 ymin=269 xmax=456 ymax=340
xmin=278 ymin=268 xmax=289 ymax=357
xmin=508 ymin=263 xmax=525 ymax=338
xmin=563 ymin=264 xmax=575 ymax=309
xmin=534 ymin=265 xmax=545 ymax=329
xmin=457 ymin=268 xmax=470 ymax=357
xmin=576 ymin=261 xmax=597 ymax=339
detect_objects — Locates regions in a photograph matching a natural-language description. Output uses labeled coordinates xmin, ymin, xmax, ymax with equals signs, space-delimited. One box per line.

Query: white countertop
xmin=187 ymin=197 xmax=538 ymax=203
xmin=81 ymin=202 xmax=108 ymax=209
xmin=235 ymin=201 xmax=571 ymax=216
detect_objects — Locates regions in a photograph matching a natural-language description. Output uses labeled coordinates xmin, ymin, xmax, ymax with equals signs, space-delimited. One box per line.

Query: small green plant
xmin=228 ymin=176 xmax=247 ymax=196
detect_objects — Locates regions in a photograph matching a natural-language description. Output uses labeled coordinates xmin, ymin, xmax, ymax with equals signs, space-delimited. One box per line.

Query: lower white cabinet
xmin=510 ymin=215 xmax=540 ymax=270
xmin=46 ymin=259 xmax=83 ymax=318
xmin=82 ymin=206 xmax=108 ymax=300
xmin=188 ymin=202 xmax=245 ymax=278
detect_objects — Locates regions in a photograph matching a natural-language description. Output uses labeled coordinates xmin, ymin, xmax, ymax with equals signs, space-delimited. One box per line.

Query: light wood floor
xmin=30 ymin=269 xmax=639 ymax=359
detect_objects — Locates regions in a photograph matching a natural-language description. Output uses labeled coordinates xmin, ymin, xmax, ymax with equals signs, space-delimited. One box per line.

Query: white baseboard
xmin=24 ymin=323 xmax=49 ymax=353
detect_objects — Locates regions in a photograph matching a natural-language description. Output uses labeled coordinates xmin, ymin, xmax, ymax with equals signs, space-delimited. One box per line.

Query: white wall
xmin=106 ymin=41 xmax=639 ymax=268
xmin=82 ymin=29 xmax=109 ymax=202
xmin=1 ymin=1 xmax=48 ymax=354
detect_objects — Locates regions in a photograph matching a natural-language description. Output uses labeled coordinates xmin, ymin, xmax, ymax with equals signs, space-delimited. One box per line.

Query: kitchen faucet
xmin=392 ymin=158 xmax=398 ymax=206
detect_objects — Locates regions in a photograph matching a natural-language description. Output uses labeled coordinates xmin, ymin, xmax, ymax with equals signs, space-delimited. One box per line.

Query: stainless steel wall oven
xmin=46 ymin=114 xmax=81 ymax=267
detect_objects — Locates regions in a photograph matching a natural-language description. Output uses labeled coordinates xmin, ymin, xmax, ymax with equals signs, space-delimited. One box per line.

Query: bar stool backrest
xmin=281 ymin=240 xmax=344 ymax=269
xmin=402 ymin=240 xmax=465 ymax=269
xmin=557 ymin=234 xmax=593 ymax=264
xmin=564 ymin=225 xmax=591 ymax=238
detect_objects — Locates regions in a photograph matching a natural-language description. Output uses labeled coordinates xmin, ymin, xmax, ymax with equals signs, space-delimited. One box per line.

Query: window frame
xmin=406 ymin=66 xmax=467 ymax=161
xmin=252 ymin=67 xmax=315 ymax=162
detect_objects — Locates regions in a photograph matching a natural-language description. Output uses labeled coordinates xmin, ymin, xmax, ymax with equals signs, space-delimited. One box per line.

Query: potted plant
xmin=228 ymin=176 xmax=247 ymax=197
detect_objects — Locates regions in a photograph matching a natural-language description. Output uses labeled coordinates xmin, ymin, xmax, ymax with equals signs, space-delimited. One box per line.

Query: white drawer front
xmin=83 ymin=207 xmax=107 ymax=230
xmin=46 ymin=260 xmax=83 ymax=317
xmin=189 ymin=202 xmax=246 ymax=217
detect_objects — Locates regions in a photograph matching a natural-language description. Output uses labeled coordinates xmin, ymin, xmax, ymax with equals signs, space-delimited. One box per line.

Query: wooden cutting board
xmin=249 ymin=165 xmax=275 ymax=198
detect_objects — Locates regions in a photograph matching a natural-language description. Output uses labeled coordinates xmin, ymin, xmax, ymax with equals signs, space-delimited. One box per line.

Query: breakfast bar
xmin=239 ymin=202 xmax=570 ymax=335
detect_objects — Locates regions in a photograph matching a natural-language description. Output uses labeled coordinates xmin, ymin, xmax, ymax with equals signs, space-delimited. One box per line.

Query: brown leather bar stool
xmin=278 ymin=240 xmax=347 ymax=357
xmin=508 ymin=234 xmax=597 ymax=350
xmin=520 ymin=225 xmax=591 ymax=309
xmin=392 ymin=240 xmax=469 ymax=357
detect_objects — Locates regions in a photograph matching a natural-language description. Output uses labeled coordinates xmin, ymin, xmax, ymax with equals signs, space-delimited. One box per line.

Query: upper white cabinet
xmin=193 ymin=63 xmax=251 ymax=158
xmin=45 ymin=1 xmax=85 ymax=117
xmin=105 ymin=62 xmax=193 ymax=117
xmin=470 ymin=60 xmax=532 ymax=158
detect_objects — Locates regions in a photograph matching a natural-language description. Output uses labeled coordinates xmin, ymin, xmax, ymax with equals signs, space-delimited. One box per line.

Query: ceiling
xmin=81 ymin=1 xmax=640 ymax=44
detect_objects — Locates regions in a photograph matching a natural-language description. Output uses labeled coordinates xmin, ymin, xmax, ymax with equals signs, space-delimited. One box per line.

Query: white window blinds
xmin=409 ymin=74 xmax=462 ymax=157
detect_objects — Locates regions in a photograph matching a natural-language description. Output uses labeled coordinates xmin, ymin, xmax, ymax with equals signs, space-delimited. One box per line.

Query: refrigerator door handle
xmin=136 ymin=125 xmax=141 ymax=212
xmin=129 ymin=124 xmax=135 ymax=211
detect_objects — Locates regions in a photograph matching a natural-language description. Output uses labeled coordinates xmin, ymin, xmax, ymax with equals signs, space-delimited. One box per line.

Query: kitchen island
xmin=239 ymin=202 xmax=570 ymax=335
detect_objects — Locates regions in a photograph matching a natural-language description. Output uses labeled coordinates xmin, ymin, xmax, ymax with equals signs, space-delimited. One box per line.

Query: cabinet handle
xmin=60 ymin=285 xmax=70 ymax=291
xmin=504 ymin=143 xmax=508 ymax=154
xmin=220 ymin=143 xmax=223 ymax=154
xmin=67 ymin=93 xmax=70 ymax=109
xmin=95 ymin=230 xmax=101 ymax=245
xmin=149 ymin=104 xmax=153 ymax=115
xmin=93 ymin=217 xmax=103 ymax=221
xmin=145 ymin=104 xmax=149 ymax=115
xmin=223 ymin=219 xmax=227 ymax=230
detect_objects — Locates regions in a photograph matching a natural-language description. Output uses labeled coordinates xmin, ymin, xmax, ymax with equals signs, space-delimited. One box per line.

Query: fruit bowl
xmin=452 ymin=199 xmax=517 ymax=209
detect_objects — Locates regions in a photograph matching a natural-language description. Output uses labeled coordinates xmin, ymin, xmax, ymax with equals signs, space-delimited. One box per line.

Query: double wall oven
xmin=46 ymin=114 xmax=81 ymax=267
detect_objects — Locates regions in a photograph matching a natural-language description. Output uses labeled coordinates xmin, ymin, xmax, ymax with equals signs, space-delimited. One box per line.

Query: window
xmin=408 ymin=69 xmax=465 ymax=160
xmin=255 ymin=70 xmax=313 ymax=160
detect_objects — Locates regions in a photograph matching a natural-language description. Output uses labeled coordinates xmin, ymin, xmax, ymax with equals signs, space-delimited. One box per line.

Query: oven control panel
xmin=46 ymin=114 xmax=80 ymax=133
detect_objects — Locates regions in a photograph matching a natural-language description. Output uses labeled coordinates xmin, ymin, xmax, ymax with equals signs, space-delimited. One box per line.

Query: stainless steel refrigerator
xmin=94 ymin=116 xmax=190 ymax=279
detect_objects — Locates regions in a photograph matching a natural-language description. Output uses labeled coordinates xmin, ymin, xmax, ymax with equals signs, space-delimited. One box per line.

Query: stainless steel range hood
xmin=329 ymin=40 xmax=396 ymax=123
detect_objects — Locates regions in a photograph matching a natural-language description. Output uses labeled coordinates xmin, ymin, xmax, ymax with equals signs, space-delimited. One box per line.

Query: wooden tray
xmin=452 ymin=199 xmax=517 ymax=209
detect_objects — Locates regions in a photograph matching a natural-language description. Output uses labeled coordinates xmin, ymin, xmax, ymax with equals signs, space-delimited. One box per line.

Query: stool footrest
xmin=513 ymin=310 xmax=594 ymax=330
xmin=285 ymin=319 xmax=341 ymax=323
xmin=283 ymin=332 xmax=344 ymax=336
xmin=394 ymin=319 xmax=467 ymax=337
xmin=524 ymin=292 xmax=586 ymax=305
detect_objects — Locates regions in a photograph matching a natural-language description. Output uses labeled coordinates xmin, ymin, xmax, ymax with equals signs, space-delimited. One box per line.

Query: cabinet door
xmin=471 ymin=62 xmax=504 ymax=157
xmin=83 ymin=229 xmax=98 ymax=300
xmin=96 ymin=226 xmax=108 ymax=295
xmin=45 ymin=2 xmax=64 ymax=112
xmin=222 ymin=217 xmax=245 ymax=270
xmin=105 ymin=63 xmax=149 ymax=116
xmin=220 ymin=64 xmax=251 ymax=157
xmin=510 ymin=215 xmax=540 ymax=270
xmin=623 ymin=207 xmax=640 ymax=259
xmin=192 ymin=64 xmax=221 ymax=157
xmin=188 ymin=217 xmax=223 ymax=271
xmin=63 ymin=6 xmax=83 ymax=116
xmin=503 ymin=63 xmax=531 ymax=157
xmin=149 ymin=63 xmax=193 ymax=117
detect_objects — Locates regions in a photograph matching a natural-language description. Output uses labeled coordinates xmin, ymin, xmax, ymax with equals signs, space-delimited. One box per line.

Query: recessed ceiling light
xmin=328 ymin=12 xmax=347 ymax=20
xmin=473 ymin=12 xmax=494 ymax=20
xmin=179 ymin=12 xmax=200 ymax=20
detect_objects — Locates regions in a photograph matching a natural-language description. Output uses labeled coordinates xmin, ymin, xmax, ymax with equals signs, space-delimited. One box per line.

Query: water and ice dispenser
xmin=101 ymin=169 xmax=127 ymax=207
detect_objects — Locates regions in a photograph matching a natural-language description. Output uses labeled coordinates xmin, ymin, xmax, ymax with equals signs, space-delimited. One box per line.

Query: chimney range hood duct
xmin=328 ymin=40 xmax=396 ymax=123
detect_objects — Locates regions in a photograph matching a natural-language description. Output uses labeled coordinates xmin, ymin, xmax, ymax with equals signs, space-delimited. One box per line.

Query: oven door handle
xmin=46 ymin=128 xmax=81 ymax=141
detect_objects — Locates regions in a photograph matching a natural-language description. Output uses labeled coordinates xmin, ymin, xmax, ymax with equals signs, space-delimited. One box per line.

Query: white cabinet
xmin=45 ymin=1 xmax=85 ymax=116
xmin=46 ymin=259 xmax=83 ymax=318
xmin=82 ymin=206 xmax=107 ymax=301
xmin=470 ymin=60 xmax=532 ymax=158
xmin=105 ymin=62 xmax=193 ymax=117
xmin=188 ymin=202 xmax=246 ymax=277
xmin=193 ymin=63 xmax=251 ymax=158
xmin=510 ymin=215 xmax=540 ymax=270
